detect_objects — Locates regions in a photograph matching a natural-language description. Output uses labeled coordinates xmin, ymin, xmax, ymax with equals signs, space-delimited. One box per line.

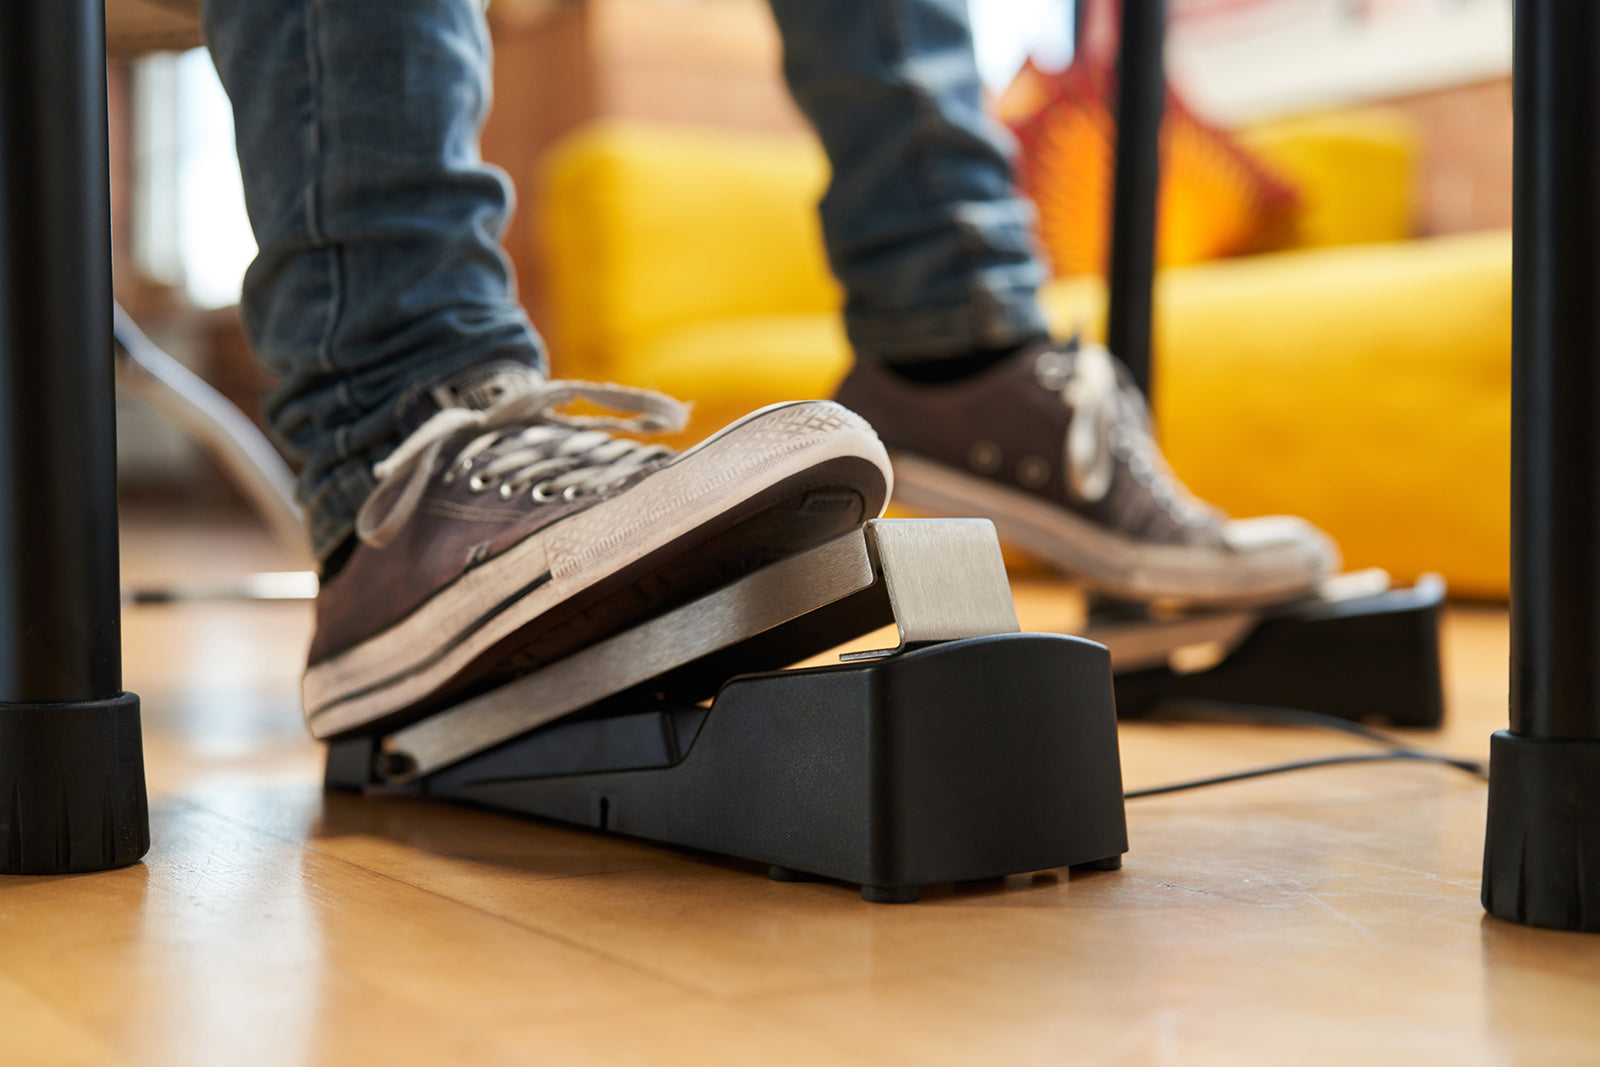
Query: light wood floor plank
xmin=0 ymin=518 xmax=1593 ymax=1065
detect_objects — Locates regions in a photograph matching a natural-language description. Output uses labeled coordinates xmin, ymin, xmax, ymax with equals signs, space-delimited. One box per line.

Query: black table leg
xmin=1481 ymin=0 xmax=1600 ymax=932
xmin=1106 ymin=0 xmax=1165 ymax=399
xmin=0 ymin=0 xmax=149 ymax=874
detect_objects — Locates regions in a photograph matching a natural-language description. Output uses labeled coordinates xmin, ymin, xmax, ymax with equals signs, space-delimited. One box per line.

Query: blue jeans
xmin=203 ymin=0 xmax=1049 ymax=559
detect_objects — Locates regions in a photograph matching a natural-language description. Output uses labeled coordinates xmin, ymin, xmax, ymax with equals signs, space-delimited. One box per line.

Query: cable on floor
xmin=1123 ymin=700 xmax=1488 ymax=800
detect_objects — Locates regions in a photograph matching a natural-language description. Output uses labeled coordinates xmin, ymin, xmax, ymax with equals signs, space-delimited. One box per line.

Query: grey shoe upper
xmin=311 ymin=364 xmax=681 ymax=665
xmin=838 ymin=341 xmax=1226 ymax=547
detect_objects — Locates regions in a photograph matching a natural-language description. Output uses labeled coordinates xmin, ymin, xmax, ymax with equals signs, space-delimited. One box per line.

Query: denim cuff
xmin=849 ymin=273 xmax=1050 ymax=363
xmin=305 ymin=458 xmax=378 ymax=562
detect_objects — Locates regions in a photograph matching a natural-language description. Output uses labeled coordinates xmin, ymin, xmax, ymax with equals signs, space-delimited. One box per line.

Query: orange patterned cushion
xmin=1002 ymin=59 xmax=1301 ymax=277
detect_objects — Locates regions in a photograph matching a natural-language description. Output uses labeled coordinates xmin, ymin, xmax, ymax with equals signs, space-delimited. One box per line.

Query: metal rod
xmin=0 ymin=0 xmax=124 ymax=702
xmin=1509 ymin=0 xmax=1600 ymax=741
xmin=1105 ymin=0 xmax=1165 ymax=399
xmin=113 ymin=304 xmax=311 ymax=565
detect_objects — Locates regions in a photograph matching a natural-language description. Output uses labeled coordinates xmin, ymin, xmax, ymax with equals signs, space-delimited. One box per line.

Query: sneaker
xmin=835 ymin=340 xmax=1338 ymax=606
xmin=303 ymin=362 xmax=892 ymax=738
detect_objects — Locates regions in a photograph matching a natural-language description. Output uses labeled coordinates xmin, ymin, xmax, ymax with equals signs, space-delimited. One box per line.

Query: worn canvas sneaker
xmin=304 ymin=362 xmax=891 ymax=738
xmin=836 ymin=340 xmax=1338 ymax=606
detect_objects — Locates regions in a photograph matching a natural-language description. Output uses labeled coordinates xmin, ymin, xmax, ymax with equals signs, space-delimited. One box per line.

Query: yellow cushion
xmin=1238 ymin=109 xmax=1419 ymax=250
xmin=540 ymin=122 xmax=839 ymax=381
xmin=619 ymin=238 xmax=1510 ymax=596
xmin=1152 ymin=230 xmax=1510 ymax=597
xmin=616 ymin=279 xmax=1107 ymax=447
xmin=613 ymin=314 xmax=851 ymax=447
xmin=536 ymin=121 xmax=1508 ymax=596
xmin=538 ymin=115 xmax=1416 ymax=383
xmin=1003 ymin=59 xmax=1302 ymax=274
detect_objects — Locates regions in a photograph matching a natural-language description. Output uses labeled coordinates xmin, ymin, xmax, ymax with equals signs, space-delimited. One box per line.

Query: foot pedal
xmin=324 ymin=519 xmax=1129 ymax=901
xmin=1088 ymin=572 xmax=1446 ymax=729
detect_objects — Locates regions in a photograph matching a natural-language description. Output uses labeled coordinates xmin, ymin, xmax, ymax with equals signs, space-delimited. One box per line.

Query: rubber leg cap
xmin=0 ymin=693 xmax=150 ymax=874
xmin=1482 ymin=730 xmax=1600 ymax=932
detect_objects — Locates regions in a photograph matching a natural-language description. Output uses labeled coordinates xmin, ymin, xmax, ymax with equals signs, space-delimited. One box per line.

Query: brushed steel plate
xmin=383 ymin=518 xmax=1019 ymax=779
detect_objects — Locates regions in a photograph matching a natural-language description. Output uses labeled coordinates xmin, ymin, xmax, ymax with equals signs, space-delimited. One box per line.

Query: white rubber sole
xmin=303 ymin=401 xmax=892 ymax=738
xmin=889 ymin=449 xmax=1338 ymax=607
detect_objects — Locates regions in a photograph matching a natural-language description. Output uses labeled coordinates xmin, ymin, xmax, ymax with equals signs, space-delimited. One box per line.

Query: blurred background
xmin=108 ymin=0 xmax=1514 ymax=598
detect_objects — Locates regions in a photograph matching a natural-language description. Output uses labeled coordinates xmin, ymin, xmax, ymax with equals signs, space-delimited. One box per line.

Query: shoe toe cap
xmin=1222 ymin=515 xmax=1343 ymax=580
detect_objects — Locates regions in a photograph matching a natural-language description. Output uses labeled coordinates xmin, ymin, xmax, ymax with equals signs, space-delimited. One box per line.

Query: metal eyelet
xmin=440 ymin=457 xmax=471 ymax=485
xmin=467 ymin=472 xmax=499 ymax=493
xmin=561 ymin=484 xmax=586 ymax=503
xmin=498 ymin=483 xmax=517 ymax=500
xmin=1016 ymin=455 xmax=1051 ymax=490
xmin=531 ymin=482 xmax=558 ymax=502
xmin=968 ymin=441 xmax=1003 ymax=476
xmin=1034 ymin=351 xmax=1072 ymax=391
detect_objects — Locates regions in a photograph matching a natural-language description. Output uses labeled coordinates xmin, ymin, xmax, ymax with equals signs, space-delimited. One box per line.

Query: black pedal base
xmin=328 ymin=633 xmax=1128 ymax=902
xmin=0 ymin=693 xmax=150 ymax=874
xmin=1107 ymin=578 xmax=1446 ymax=729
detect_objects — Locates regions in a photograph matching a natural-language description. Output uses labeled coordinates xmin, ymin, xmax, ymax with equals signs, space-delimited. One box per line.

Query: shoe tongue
xmin=397 ymin=359 xmax=543 ymax=434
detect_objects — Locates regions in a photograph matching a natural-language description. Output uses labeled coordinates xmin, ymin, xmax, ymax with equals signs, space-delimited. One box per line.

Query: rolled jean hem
xmin=307 ymin=460 xmax=379 ymax=562
xmin=848 ymin=299 xmax=1051 ymax=363
xmin=298 ymin=340 xmax=545 ymax=562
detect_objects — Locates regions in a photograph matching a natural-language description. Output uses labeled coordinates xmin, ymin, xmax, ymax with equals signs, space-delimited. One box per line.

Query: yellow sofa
xmin=538 ymin=121 xmax=1510 ymax=597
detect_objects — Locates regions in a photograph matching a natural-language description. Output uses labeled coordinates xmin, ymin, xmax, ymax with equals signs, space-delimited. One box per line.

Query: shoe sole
xmin=303 ymin=401 xmax=892 ymax=739
xmin=888 ymin=449 xmax=1335 ymax=607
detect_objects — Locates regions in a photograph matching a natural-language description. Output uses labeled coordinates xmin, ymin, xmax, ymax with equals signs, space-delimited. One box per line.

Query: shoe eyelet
xmin=498 ymin=483 xmax=517 ymax=501
xmin=1017 ymin=455 xmax=1051 ymax=490
xmin=1033 ymin=351 xmax=1071 ymax=391
xmin=561 ymin=484 xmax=586 ymax=503
xmin=467 ymin=473 xmax=499 ymax=493
xmin=968 ymin=441 xmax=1003 ymax=476
xmin=531 ymin=481 xmax=558 ymax=502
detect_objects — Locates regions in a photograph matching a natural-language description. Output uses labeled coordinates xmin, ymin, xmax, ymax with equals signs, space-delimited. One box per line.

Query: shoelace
xmin=1036 ymin=343 xmax=1212 ymax=528
xmin=355 ymin=378 xmax=688 ymax=549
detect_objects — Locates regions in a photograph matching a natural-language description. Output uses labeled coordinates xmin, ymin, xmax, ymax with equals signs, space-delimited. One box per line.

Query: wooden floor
xmin=5 ymin=516 xmax=1598 ymax=1066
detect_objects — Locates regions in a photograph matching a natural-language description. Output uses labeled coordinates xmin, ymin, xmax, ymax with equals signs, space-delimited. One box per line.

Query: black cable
xmin=1141 ymin=700 xmax=1416 ymax=746
xmin=1126 ymin=750 xmax=1486 ymax=800
xmin=1123 ymin=700 xmax=1489 ymax=799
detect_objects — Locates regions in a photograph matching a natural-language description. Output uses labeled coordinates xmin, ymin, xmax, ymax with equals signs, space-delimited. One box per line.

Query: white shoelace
xmin=1037 ymin=343 xmax=1212 ymax=528
xmin=355 ymin=378 xmax=688 ymax=549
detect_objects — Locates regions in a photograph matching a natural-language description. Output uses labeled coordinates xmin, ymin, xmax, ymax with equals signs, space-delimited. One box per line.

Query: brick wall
xmin=1382 ymin=76 xmax=1513 ymax=237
